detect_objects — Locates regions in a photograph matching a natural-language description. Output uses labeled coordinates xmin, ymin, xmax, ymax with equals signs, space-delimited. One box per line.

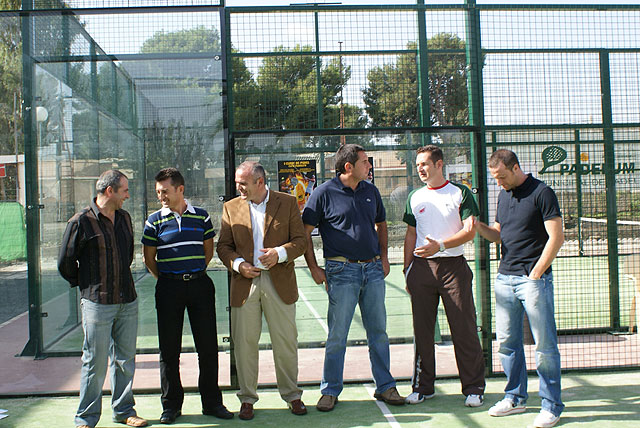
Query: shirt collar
xmin=511 ymin=173 xmax=534 ymax=195
xmin=90 ymin=198 xmax=101 ymax=218
xmin=90 ymin=197 xmax=121 ymax=221
xmin=249 ymin=187 xmax=270 ymax=209
xmin=160 ymin=200 xmax=195 ymax=216
xmin=334 ymin=175 xmax=364 ymax=192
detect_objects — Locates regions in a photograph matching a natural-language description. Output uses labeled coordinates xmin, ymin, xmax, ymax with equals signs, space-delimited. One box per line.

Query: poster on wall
xmin=277 ymin=160 xmax=317 ymax=214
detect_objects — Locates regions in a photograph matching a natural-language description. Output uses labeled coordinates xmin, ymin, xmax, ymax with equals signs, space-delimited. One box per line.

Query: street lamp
xmin=36 ymin=106 xmax=48 ymax=124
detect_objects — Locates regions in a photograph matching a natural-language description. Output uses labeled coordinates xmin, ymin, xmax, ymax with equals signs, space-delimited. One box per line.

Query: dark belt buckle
xmin=182 ymin=273 xmax=192 ymax=281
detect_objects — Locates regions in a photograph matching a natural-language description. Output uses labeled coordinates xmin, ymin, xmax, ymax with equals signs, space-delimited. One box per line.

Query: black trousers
xmin=155 ymin=274 xmax=223 ymax=411
xmin=406 ymin=256 xmax=486 ymax=396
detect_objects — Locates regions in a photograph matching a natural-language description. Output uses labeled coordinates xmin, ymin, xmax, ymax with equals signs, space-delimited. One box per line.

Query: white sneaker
xmin=533 ymin=410 xmax=560 ymax=428
xmin=404 ymin=391 xmax=435 ymax=404
xmin=488 ymin=398 xmax=526 ymax=416
xmin=464 ymin=394 xmax=484 ymax=407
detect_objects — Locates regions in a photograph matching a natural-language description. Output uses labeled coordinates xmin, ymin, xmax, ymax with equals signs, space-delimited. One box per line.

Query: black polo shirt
xmin=496 ymin=174 xmax=561 ymax=276
xmin=302 ymin=176 xmax=385 ymax=260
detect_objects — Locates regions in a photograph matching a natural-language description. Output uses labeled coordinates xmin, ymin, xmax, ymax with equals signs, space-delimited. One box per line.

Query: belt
xmin=159 ymin=270 xmax=207 ymax=281
xmin=326 ymin=255 xmax=381 ymax=264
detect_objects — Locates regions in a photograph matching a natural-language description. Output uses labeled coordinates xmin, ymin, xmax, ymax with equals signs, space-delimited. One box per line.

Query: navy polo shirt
xmin=141 ymin=202 xmax=215 ymax=274
xmin=496 ymin=174 xmax=561 ymax=276
xmin=302 ymin=176 xmax=385 ymax=260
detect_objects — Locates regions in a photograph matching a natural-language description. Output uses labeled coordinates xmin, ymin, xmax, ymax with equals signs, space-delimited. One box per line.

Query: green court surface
xmin=1 ymin=371 xmax=639 ymax=427
xmin=41 ymin=255 xmax=637 ymax=354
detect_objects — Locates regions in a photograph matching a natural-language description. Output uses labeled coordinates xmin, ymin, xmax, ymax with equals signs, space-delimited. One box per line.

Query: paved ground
xmin=0 ymin=264 xmax=27 ymax=325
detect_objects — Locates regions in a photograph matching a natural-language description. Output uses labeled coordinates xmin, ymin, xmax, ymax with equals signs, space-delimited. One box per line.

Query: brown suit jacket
xmin=216 ymin=190 xmax=307 ymax=307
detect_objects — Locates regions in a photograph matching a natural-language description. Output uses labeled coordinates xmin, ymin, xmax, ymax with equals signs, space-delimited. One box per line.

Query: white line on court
xmin=298 ymin=287 xmax=329 ymax=334
xmin=364 ymin=383 xmax=402 ymax=428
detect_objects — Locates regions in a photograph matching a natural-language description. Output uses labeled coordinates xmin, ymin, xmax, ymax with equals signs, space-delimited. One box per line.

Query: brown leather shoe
xmin=373 ymin=387 xmax=405 ymax=406
xmin=120 ymin=416 xmax=148 ymax=427
xmin=288 ymin=399 xmax=307 ymax=415
xmin=316 ymin=394 xmax=338 ymax=412
xmin=238 ymin=402 xmax=254 ymax=420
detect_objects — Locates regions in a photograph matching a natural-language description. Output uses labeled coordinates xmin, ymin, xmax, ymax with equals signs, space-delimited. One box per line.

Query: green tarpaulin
xmin=0 ymin=202 xmax=27 ymax=262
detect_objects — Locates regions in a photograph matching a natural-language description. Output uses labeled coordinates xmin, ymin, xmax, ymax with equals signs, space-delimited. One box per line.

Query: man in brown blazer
xmin=217 ymin=161 xmax=307 ymax=420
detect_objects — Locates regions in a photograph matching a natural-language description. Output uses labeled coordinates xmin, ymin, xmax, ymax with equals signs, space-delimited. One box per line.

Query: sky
xmin=70 ymin=0 xmax=640 ymax=125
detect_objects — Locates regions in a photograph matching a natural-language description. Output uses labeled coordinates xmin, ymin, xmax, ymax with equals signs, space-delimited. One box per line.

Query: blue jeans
xmin=75 ymin=298 xmax=139 ymax=427
xmin=495 ymin=273 xmax=564 ymax=417
xmin=321 ymin=259 xmax=395 ymax=396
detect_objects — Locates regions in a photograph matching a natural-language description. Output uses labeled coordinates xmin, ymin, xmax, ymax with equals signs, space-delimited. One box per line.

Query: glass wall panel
xmin=0 ymin=14 xmax=27 ymax=330
xmin=35 ymin=60 xmax=147 ymax=351
xmin=28 ymin=8 xmax=227 ymax=353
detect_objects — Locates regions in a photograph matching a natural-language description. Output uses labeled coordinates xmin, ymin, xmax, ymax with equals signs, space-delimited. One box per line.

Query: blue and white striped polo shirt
xmin=141 ymin=201 xmax=215 ymax=274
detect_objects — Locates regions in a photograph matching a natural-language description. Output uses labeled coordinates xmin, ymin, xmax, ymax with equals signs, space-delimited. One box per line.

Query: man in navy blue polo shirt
xmin=302 ymin=144 xmax=405 ymax=412
xmin=142 ymin=168 xmax=232 ymax=424
xmin=473 ymin=150 xmax=564 ymax=428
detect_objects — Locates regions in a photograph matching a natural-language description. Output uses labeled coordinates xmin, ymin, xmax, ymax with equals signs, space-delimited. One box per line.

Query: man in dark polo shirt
xmin=59 ymin=170 xmax=147 ymax=428
xmin=302 ymin=144 xmax=405 ymax=412
xmin=142 ymin=168 xmax=232 ymax=424
xmin=473 ymin=149 xmax=564 ymax=428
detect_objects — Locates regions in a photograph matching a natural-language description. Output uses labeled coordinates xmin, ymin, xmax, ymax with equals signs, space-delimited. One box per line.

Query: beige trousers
xmin=230 ymin=271 xmax=302 ymax=404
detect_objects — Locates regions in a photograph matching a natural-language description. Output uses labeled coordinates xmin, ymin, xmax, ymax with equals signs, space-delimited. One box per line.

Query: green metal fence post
xmin=315 ymin=8 xmax=323 ymax=129
xmin=20 ymin=1 xmax=44 ymax=359
xmin=221 ymin=5 xmax=238 ymax=390
xmin=416 ymin=0 xmax=430 ymax=136
xmin=599 ymin=51 xmax=621 ymax=330
xmin=465 ymin=0 xmax=492 ymax=373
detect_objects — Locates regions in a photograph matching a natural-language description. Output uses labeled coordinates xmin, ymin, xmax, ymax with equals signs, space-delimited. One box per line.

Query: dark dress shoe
xmin=238 ymin=402 xmax=254 ymax=420
xmin=203 ymin=404 xmax=234 ymax=419
xmin=159 ymin=409 xmax=181 ymax=424
xmin=288 ymin=399 xmax=307 ymax=415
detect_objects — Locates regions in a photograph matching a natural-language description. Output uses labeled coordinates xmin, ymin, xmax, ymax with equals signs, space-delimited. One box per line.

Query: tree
xmin=141 ymin=26 xmax=221 ymax=55
xmin=363 ymin=33 xmax=472 ymax=196
xmin=0 ymin=0 xmax=22 ymax=199
xmin=363 ymin=33 xmax=469 ymax=128
xmin=234 ymin=44 xmax=364 ymax=131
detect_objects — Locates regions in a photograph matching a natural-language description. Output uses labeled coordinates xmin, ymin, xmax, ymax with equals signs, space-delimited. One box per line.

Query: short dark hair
xmin=488 ymin=149 xmax=520 ymax=170
xmin=96 ymin=170 xmax=127 ymax=194
xmin=416 ymin=145 xmax=444 ymax=164
xmin=155 ymin=167 xmax=185 ymax=187
xmin=335 ymin=144 xmax=365 ymax=174
xmin=237 ymin=161 xmax=267 ymax=182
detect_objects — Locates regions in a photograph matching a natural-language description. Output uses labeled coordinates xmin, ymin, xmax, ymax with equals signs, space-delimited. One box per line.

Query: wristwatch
xmin=438 ymin=240 xmax=446 ymax=252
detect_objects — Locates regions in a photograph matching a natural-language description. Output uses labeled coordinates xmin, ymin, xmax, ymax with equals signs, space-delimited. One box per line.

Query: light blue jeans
xmin=75 ymin=298 xmax=139 ymax=427
xmin=321 ymin=259 xmax=395 ymax=397
xmin=495 ymin=272 xmax=564 ymax=417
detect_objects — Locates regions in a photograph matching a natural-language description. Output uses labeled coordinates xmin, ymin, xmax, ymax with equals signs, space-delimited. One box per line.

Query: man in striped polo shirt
xmin=142 ymin=168 xmax=232 ymax=424
xmin=403 ymin=145 xmax=485 ymax=408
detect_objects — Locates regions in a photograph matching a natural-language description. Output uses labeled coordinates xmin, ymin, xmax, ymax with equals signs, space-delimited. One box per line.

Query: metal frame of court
xmin=2 ymin=0 xmax=640 ymax=386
